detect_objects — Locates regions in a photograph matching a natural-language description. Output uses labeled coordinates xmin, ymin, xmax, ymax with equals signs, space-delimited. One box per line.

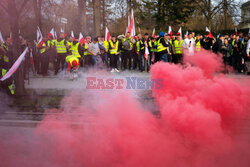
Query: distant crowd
xmin=0 ymin=30 xmax=250 ymax=95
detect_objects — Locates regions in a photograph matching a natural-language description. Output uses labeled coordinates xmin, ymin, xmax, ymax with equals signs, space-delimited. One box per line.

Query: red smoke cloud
xmin=0 ymin=49 xmax=250 ymax=167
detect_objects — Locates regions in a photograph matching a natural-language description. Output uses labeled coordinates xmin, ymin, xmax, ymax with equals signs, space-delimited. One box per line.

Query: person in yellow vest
xmin=54 ymin=33 xmax=68 ymax=75
xmin=156 ymin=32 xmax=170 ymax=62
xmin=0 ymin=42 xmax=8 ymax=67
xmin=136 ymin=34 xmax=144 ymax=71
xmin=0 ymin=68 xmax=15 ymax=95
xmin=39 ymin=37 xmax=50 ymax=76
xmin=65 ymin=55 xmax=80 ymax=80
xmin=69 ymin=39 xmax=84 ymax=66
xmin=83 ymin=36 xmax=92 ymax=68
xmin=109 ymin=36 xmax=119 ymax=73
xmin=195 ymin=34 xmax=202 ymax=52
xmin=173 ymin=34 xmax=184 ymax=64
xmin=121 ymin=31 xmax=134 ymax=70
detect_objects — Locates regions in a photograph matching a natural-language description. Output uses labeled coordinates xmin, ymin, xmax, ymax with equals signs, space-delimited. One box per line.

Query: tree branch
xmin=18 ymin=0 xmax=31 ymax=15
xmin=0 ymin=1 xmax=10 ymax=15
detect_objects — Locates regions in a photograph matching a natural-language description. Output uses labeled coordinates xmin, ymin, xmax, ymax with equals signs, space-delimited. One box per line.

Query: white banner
xmin=0 ymin=48 xmax=28 ymax=81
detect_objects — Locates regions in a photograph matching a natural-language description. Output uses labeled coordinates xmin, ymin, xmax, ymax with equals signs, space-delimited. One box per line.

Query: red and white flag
xmin=168 ymin=26 xmax=173 ymax=37
xmin=105 ymin=27 xmax=111 ymax=42
xmin=60 ymin=28 xmax=66 ymax=38
xmin=128 ymin=9 xmax=136 ymax=37
xmin=144 ymin=46 xmax=149 ymax=61
xmin=235 ymin=27 xmax=238 ymax=36
xmin=37 ymin=27 xmax=44 ymax=48
xmin=71 ymin=31 xmax=75 ymax=40
xmin=0 ymin=48 xmax=28 ymax=81
xmin=0 ymin=31 xmax=4 ymax=43
xmin=205 ymin=26 xmax=213 ymax=38
xmin=79 ymin=33 xmax=85 ymax=46
xmin=152 ymin=28 xmax=156 ymax=38
xmin=48 ymin=28 xmax=55 ymax=39
xmin=177 ymin=27 xmax=182 ymax=37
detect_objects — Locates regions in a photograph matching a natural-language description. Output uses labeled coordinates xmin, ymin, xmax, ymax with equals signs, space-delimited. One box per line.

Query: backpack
xmin=122 ymin=39 xmax=132 ymax=51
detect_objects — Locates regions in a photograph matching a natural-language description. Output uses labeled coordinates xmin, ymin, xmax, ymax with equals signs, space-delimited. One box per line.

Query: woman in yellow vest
xmin=109 ymin=36 xmax=119 ymax=73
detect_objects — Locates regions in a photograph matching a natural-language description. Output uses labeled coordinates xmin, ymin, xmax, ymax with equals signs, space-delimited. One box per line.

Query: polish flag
xmin=205 ymin=27 xmax=213 ymax=38
xmin=79 ymin=33 xmax=85 ymax=46
xmin=128 ymin=9 xmax=136 ymax=37
xmin=0 ymin=31 xmax=4 ymax=43
xmin=48 ymin=28 xmax=55 ymax=39
xmin=168 ymin=26 xmax=173 ymax=37
xmin=235 ymin=27 xmax=238 ymax=36
xmin=30 ymin=51 xmax=34 ymax=65
xmin=105 ymin=27 xmax=111 ymax=42
xmin=145 ymin=46 xmax=149 ymax=61
xmin=177 ymin=27 xmax=182 ymax=38
xmin=71 ymin=31 xmax=75 ymax=40
xmin=61 ymin=28 xmax=66 ymax=38
xmin=37 ymin=27 xmax=44 ymax=48
xmin=152 ymin=28 xmax=156 ymax=38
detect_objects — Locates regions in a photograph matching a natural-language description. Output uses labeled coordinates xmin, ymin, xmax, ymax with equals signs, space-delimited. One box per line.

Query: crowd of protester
xmin=0 ymin=30 xmax=250 ymax=95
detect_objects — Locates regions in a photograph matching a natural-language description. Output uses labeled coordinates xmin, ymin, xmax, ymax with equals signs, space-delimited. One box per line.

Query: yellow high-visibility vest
xmin=109 ymin=40 xmax=119 ymax=54
xmin=55 ymin=39 xmax=67 ymax=53
xmin=195 ymin=40 xmax=201 ymax=52
xmin=157 ymin=37 xmax=167 ymax=52
xmin=174 ymin=40 xmax=184 ymax=54
xmin=66 ymin=55 xmax=79 ymax=67
xmin=70 ymin=42 xmax=81 ymax=58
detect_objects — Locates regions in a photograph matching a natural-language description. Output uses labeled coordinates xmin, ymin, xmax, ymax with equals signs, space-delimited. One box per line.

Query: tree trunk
xmin=93 ymin=0 xmax=101 ymax=36
xmin=78 ymin=0 xmax=83 ymax=33
xmin=8 ymin=0 xmax=25 ymax=95
xmin=223 ymin=0 xmax=228 ymax=30
xmin=83 ymin=0 xmax=87 ymax=34
xmin=33 ymin=0 xmax=42 ymax=30
xmin=102 ymin=0 xmax=106 ymax=32
xmin=207 ymin=0 xmax=212 ymax=30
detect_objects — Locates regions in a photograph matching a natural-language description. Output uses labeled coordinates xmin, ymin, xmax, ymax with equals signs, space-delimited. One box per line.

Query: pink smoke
xmin=0 ymin=50 xmax=250 ymax=167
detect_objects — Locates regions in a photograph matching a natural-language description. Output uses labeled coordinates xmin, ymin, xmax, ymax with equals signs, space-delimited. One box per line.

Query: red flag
xmin=168 ymin=26 xmax=173 ymax=38
xmin=145 ymin=47 xmax=149 ymax=61
xmin=128 ymin=9 xmax=136 ymax=36
xmin=79 ymin=33 xmax=85 ymax=46
xmin=205 ymin=27 xmax=213 ymax=38
xmin=152 ymin=28 xmax=156 ymax=38
xmin=105 ymin=27 xmax=111 ymax=41
xmin=177 ymin=27 xmax=182 ymax=36
xmin=48 ymin=28 xmax=55 ymax=39
xmin=71 ymin=31 xmax=75 ymax=41
xmin=235 ymin=27 xmax=238 ymax=36
xmin=37 ymin=27 xmax=44 ymax=48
